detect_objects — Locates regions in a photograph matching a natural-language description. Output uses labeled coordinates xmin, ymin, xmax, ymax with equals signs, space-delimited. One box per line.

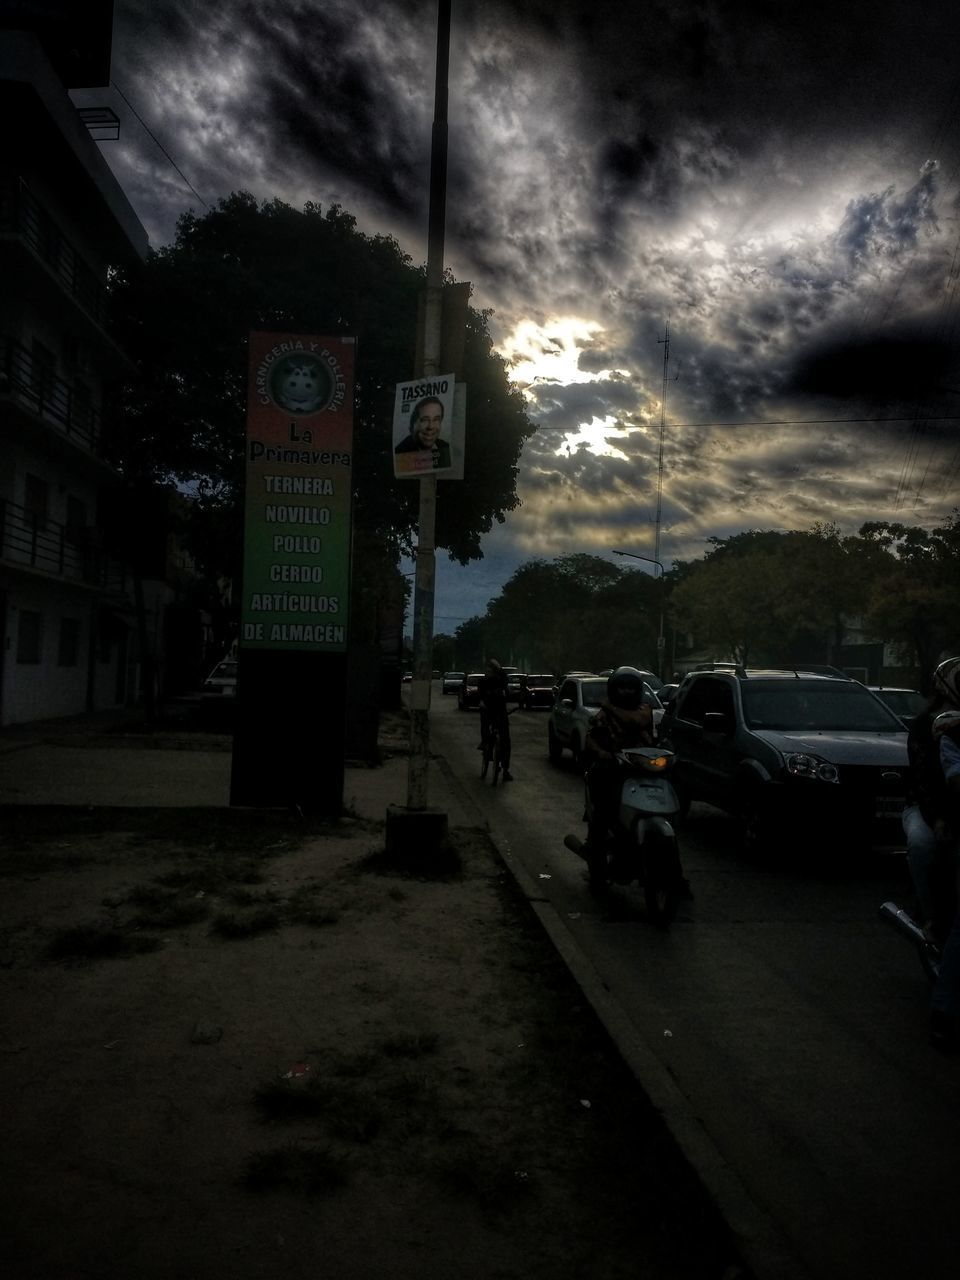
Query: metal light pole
xmin=612 ymin=548 xmax=666 ymax=678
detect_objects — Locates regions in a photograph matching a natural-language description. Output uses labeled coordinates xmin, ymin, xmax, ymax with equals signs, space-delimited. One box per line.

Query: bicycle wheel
xmin=480 ymin=736 xmax=492 ymax=779
xmin=491 ymin=733 xmax=502 ymax=786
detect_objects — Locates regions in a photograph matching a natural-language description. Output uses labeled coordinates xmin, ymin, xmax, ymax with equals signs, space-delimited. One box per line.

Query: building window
xmin=58 ymin=617 xmax=81 ymax=667
xmin=24 ymin=473 xmax=49 ymax=528
xmin=16 ymin=610 xmax=42 ymax=663
xmin=31 ymin=338 xmax=57 ymax=410
xmin=66 ymin=495 xmax=87 ymax=536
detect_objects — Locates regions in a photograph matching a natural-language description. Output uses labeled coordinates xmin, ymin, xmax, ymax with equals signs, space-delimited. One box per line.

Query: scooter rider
xmin=583 ymin=667 xmax=656 ymax=851
xmin=929 ymin=707 xmax=960 ymax=1048
xmin=902 ymin=656 xmax=960 ymax=947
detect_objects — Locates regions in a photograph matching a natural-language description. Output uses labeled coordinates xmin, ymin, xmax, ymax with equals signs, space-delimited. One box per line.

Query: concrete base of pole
xmin=385 ymin=804 xmax=449 ymax=859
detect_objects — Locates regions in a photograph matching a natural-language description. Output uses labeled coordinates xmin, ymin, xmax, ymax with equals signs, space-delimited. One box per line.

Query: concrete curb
xmin=432 ymin=750 xmax=813 ymax=1280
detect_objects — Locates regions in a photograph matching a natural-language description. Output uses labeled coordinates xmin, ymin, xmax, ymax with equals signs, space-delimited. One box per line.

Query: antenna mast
xmin=655 ymin=322 xmax=669 ymax=577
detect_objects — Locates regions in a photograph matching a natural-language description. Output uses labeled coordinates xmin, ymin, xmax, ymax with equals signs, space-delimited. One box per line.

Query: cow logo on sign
xmin=267 ymin=354 xmax=336 ymax=415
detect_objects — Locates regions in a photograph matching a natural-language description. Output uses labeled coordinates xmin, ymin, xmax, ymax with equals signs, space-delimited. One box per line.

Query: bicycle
xmin=480 ymin=706 xmax=517 ymax=786
xmin=480 ymin=721 xmax=504 ymax=785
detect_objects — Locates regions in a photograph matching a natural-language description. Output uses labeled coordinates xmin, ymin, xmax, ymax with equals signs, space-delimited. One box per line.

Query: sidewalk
xmin=0 ymin=708 xmax=748 ymax=1279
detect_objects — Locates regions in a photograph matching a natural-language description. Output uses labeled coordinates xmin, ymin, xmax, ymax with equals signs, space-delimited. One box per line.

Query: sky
xmin=73 ymin=0 xmax=960 ymax=631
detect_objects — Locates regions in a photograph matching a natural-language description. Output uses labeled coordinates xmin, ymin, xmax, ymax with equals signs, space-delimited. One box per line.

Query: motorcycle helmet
xmin=932 ymin=709 xmax=960 ymax=737
xmin=932 ymin=656 xmax=960 ymax=706
xmin=607 ymin=666 xmax=646 ymax=710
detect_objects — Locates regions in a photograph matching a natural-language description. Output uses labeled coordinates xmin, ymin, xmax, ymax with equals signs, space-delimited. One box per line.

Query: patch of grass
xmin=253 ymin=1077 xmax=330 ymax=1121
xmin=241 ymin=1145 xmax=348 ymax=1195
xmin=284 ymin=885 xmax=341 ymax=927
xmin=211 ymin=906 xmax=281 ymax=939
xmin=358 ymin=844 xmax=462 ymax=881
xmin=430 ymin=1133 xmax=535 ymax=1213
xmin=130 ymin=894 xmax=210 ymax=929
xmin=329 ymin=1050 xmax=380 ymax=1079
xmin=253 ymin=1071 xmax=385 ymax=1146
xmin=379 ymin=1031 xmax=440 ymax=1059
xmin=226 ymin=886 xmax=280 ymax=906
xmin=46 ymin=924 xmax=162 ymax=963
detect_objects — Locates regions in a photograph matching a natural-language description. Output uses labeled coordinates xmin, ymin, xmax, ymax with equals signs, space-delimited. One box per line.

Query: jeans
xmin=932 ymin=862 xmax=960 ymax=1019
xmin=903 ymin=805 xmax=960 ymax=1019
xmin=902 ymin=804 xmax=941 ymax=922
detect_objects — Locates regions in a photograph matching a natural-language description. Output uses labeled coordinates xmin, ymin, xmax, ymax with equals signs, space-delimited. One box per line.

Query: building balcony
xmin=0 ymin=176 xmax=110 ymax=328
xmin=0 ymin=334 xmax=104 ymax=454
xmin=0 ymin=496 xmax=132 ymax=598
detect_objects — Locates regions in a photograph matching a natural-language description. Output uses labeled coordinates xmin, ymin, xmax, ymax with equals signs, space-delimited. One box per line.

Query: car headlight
xmin=785 ymin=753 xmax=839 ymax=783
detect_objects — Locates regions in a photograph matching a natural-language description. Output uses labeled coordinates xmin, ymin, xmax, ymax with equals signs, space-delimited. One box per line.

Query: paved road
xmin=429 ymin=690 xmax=960 ymax=1280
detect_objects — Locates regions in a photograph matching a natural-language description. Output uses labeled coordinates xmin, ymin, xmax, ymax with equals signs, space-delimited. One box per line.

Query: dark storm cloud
xmin=85 ymin=0 xmax=960 ymax=618
xmin=787 ymin=329 xmax=956 ymax=403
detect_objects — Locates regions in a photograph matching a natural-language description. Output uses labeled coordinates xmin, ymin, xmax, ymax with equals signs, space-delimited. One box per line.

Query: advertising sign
xmin=392 ymin=374 xmax=464 ymax=479
xmin=240 ymin=332 xmax=355 ymax=651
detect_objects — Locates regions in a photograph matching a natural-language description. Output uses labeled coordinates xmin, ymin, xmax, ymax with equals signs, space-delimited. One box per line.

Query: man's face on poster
xmin=413 ymin=400 xmax=443 ymax=447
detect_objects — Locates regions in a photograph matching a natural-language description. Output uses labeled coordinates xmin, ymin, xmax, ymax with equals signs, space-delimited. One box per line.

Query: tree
xmin=859 ymin=514 xmax=960 ymax=682
xmin=108 ymin=193 xmax=535 ymax=577
xmin=669 ymin=525 xmax=883 ymax=665
xmin=457 ymin=554 xmax=663 ymax=674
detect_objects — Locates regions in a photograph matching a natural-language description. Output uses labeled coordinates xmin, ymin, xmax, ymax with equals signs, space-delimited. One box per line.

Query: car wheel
xmin=548 ymin=724 xmax=563 ymax=763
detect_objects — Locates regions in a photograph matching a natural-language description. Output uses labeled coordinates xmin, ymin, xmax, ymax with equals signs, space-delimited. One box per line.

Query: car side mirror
xmin=703 ymin=710 xmax=732 ymax=736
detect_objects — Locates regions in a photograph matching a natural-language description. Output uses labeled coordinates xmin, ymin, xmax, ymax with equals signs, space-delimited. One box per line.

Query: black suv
xmin=660 ymin=667 xmax=909 ymax=853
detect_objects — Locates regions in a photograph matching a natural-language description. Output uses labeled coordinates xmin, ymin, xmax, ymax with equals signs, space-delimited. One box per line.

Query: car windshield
xmin=527 ymin=675 xmax=554 ymax=687
xmin=875 ymin=689 xmax=926 ymax=718
xmin=581 ymin=679 xmax=608 ymax=707
xmin=741 ymin=680 xmax=905 ymax=732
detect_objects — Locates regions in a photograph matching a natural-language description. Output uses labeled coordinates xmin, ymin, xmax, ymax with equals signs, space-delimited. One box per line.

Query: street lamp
xmin=612 ymin=548 xmax=666 ymax=679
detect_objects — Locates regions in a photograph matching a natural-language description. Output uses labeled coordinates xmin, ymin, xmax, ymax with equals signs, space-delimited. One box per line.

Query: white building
xmin=0 ymin=7 xmax=149 ymax=726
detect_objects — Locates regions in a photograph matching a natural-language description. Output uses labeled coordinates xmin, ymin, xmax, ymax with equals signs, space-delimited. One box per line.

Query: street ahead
xmin=427 ymin=688 xmax=960 ymax=1280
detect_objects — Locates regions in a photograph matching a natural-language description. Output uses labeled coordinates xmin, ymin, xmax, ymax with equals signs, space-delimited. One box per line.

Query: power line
xmin=534 ymin=414 xmax=960 ymax=431
xmin=112 ymin=81 xmax=208 ymax=209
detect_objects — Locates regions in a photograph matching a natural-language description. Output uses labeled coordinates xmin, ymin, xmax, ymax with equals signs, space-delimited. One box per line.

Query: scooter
xmin=879 ymin=901 xmax=942 ymax=984
xmin=564 ymin=746 xmax=685 ymax=926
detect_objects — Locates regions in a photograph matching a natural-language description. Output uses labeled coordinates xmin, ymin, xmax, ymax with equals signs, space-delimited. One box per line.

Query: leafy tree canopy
xmin=108 ymin=192 xmax=535 ymax=578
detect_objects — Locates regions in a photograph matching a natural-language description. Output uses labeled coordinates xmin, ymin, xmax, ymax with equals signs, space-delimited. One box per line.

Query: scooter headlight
xmin=785 ymin=752 xmax=839 ymax=783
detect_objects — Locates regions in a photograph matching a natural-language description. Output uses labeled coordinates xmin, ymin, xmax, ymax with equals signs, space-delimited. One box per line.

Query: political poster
xmin=392 ymin=374 xmax=464 ymax=479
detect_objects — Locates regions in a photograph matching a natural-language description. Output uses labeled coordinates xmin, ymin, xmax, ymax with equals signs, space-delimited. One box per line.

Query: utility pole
xmin=388 ymin=0 xmax=451 ymax=854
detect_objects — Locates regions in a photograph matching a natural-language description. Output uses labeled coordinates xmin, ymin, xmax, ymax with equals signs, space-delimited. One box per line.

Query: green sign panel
xmin=240 ymin=332 xmax=356 ymax=650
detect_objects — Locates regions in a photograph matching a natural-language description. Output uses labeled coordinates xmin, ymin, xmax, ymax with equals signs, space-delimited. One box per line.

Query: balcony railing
xmin=0 ymin=335 xmax=103 ymax=453
xmin=0 ymin=497 xmax=131 ymax=595
xmin=0 ymin=177 xmax=109 ymax=326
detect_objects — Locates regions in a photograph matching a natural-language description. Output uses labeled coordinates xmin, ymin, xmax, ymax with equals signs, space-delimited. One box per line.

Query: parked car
xmin=869 ymin=686 xmax=927 ymax=728
xmin=657 ymin=682 xmax=681 ymax=709
xmin=442 ymin=671 xmax=465 ymax=695
xmin=660 ymin=667 xmax=909 ymax=854
xmin=458 ymin=672 xmax=484 ymax=710
xmin=548 ymin=675 xmax=608 ymax=764
xmin=518 ymin=673 xmax=556 ymax=710
xmin=505 ymin=671 xmax=524 ymax=702
xmin=201 ymin=657 xmax=237 ymax=699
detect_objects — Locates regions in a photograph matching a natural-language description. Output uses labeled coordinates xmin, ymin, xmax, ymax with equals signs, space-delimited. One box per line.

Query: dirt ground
xmin=0 ymin=718 xmax=747 ymax=1280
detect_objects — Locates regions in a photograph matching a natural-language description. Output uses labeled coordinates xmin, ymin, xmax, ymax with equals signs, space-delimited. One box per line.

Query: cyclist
xmin=479 ymin=658 xmax=513 ymax=781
